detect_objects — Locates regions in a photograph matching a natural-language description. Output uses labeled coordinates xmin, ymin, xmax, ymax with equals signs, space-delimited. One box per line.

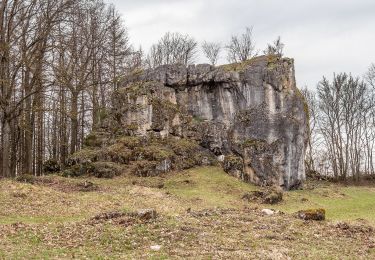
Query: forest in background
xmin=0 ymin=0 xmax=278 ymax=178
xmin=0 ymin=0 xmax=138 ymax=177
xmin=304 ymin=66 xmax=375 ymax=181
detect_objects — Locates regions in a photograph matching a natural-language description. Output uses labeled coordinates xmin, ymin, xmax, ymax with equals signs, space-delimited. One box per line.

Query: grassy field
xmin=0 ymin=166 xmax=374 ymax=259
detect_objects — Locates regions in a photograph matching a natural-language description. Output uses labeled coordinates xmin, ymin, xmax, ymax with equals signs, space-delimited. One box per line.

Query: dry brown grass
xmin=0 ymin=167 xmax=374 ymax=259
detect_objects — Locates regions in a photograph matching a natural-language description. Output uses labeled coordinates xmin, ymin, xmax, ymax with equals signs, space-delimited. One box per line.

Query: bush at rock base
xmin=43 ymin=159 xmax=61 ymax=174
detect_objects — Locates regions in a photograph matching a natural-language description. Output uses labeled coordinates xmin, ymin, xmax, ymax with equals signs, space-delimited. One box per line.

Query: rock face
xmin=104 ymin=55 xmax=307 ymax=190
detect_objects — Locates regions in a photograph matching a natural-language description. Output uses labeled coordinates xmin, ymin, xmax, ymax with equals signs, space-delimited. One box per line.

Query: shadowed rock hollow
xmin=73 ymin=55 xmax=308 ymax=190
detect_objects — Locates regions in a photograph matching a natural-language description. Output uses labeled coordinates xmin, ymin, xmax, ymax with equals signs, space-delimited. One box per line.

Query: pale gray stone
xmin=113 ymin=55 xmax=307 ymax=190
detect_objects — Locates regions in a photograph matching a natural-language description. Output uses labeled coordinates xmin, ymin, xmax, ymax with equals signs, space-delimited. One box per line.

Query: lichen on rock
xmin=67 ymin=55 xmax=307 ymax=190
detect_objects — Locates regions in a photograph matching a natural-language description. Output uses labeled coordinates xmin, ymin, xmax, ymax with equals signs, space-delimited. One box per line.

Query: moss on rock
xmin=133 ymin=160 xmax=160 ymax=177
xmin=118 ymin=136 xmax=143 ymax=149
xmin=150 ymin=98 xmax=179 ymax=131
xmin=219 ymin=56 xmax=268 ymax=72
xmin=133 ymin=145 xmax=175 ymax=161
xmin=91 ymin=162 xmax=124 ymax=178
xmin=263 ymin=189 xmax=283 ymax=204
xmin=15 ymin=174 xmax=37 ymax=184
xmin=242 ymin=139 xmax=267 ymax=151
xmin=297 ymin=208 xmax=326 ymax=221
xmin=43 ymin=159 xmax=61 ymax=174
xmin=83 ymin=133 xmax=102 ymax=148
xmin=68 ymin=149 xmax=101 ymax=164
xmin=223 ymin=155 xmax=243 ymax=176
xmin=168 ymin=138 xmax=200 ymax=156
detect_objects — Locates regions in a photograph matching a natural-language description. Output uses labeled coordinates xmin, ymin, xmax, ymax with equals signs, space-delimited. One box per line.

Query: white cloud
xmin=106 ymin=0 xmax=375 ymax=88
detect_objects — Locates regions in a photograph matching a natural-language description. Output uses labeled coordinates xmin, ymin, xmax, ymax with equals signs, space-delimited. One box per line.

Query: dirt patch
xmin=35 ymin=177 xmax=100 ymax=193
xmin=131 ymin=179 xmax=165 ymax=189
xmin=336 ymin=221 xmax=374 ymax=235
xmin=76 ymin=181 xmax=99 ymax=192
xmin=90 ymin=209 xmax=157 ymax=226
xmin=0 ymin=206 xmax=374 ymax=258
xmin=188 ymin=208 xmax=233 ymax=218
xmin=92 ymin=211 xmax=126 ymax=221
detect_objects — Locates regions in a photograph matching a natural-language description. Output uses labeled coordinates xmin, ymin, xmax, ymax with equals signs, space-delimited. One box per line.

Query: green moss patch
xmin=219 ymin=56 xmax=268 ymax=72
xmin=242 ymin=139 xmax=267 ymax=150
xmin=83 ymin=132 xmax=102 ymax=147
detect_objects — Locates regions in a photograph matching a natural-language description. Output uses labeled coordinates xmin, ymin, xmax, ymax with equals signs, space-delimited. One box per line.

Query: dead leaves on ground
xmin=0 ymin=207 xmax=374 ymax=259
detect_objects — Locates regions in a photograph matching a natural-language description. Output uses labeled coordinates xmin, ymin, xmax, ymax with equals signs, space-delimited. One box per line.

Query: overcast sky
xmin=106 ymin=0 xmax=375 ymax=89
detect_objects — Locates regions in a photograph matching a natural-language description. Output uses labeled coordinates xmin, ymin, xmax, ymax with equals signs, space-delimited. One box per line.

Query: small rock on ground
xmin=150 ymin=245 xmax=162 ymax=251
xmin=262 ymin=209 xmax=275 ymax=216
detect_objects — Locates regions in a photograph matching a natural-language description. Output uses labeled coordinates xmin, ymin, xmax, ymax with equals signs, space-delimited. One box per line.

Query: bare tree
xmin=126 ymin=46 xmax=144 ymax=72
xmin=0 ymin=0 xmax=131 ymax=177
xmin=264 ymin=36 xmax=285 ymax=56
xmin=301 ymin=88 xmax=320 ymax=173
xmin=0 ymin=0 xmax=72 ymax=177
xmin=365 ymin=64 xmax=375 ymax=88
xmin=317 ymin=73 xmax=370 ymax=180
xmin=105 ymin=4 xmax=131 ymax=91
xmin=226 ymin=27 xmax=257 ymax=63
xmin=202 ymin=41 xmax=221 ymax=65
xmin=363 ymin=64 xmax=375 ymax=176
xmin=146 ymin=32 xmax=198 ymax=68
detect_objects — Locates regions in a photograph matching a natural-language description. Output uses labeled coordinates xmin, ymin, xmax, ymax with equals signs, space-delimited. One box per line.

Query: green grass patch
xmin=164 ymin=166 xmax=257 ymax=209
xmin=0 ymin=215 xmax=84 ymax=225
xmin=0 ymin=167 xmax=375 ymax=258
xmin=274 ymin=182 xmax=375 ymax=224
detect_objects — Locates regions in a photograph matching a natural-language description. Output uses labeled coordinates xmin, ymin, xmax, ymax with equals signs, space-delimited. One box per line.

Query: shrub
xmin=168 ymin=138 xmax=199 ymax=156
xmin=68 ymin=149 xmax=100 ymax=165
xmin=15 ymin=174 xmax=37 ymax=184
xmin=133 ymin=145 xmax=174 ymax=161
xmin=61 ymin=165 xmax=84 ymax=177
xmin=133 ymin=160 xmax=159 ymax=177
xmin=83 ymin=133 xmax=102 ymax=147
xmin=263 ymin=189 xmax=283 ymax=204
xmin=118 ymin=136 xmax=142 ymax=149
xmin=61 ymin=162 xmax=123 ymax=178
xmin=77 ymin=181 xmax=99 ymax=192
xmin=106 ymin=144 xmax=132 ymax=164
xmin=223 ymin=155 xmax=243 ymax=173
xmin=91 ymin=162 xmax=123 ymax=178
xmin=43 ymin=159 xmax=61 ymax=174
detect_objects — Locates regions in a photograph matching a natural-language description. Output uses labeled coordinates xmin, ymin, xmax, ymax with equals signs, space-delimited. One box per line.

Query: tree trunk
xmin=1 ymin=118 xmax=11 ymax=177
xmin=70 ymin=91 xmax=79 ymax=155
xmin=60 ymin=85 xmax=68 ymax=166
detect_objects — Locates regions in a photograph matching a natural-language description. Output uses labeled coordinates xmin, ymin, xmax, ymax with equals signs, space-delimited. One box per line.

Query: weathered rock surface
xmin=297 ymin=209 xmax=326 ymax=221
xmin=243 ymin=187 xmax=284 ymax=204
xmin=74 ymin=55 xmax=307 ymax=190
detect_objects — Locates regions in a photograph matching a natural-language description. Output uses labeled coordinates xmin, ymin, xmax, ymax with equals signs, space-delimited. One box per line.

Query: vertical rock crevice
xmin=81 ymin=55 xmax=307 ymax=190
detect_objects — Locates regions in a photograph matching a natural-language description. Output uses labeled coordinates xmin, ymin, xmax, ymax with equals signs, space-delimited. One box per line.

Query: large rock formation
xmin=70 ymin=55 xmax=307 ymax=190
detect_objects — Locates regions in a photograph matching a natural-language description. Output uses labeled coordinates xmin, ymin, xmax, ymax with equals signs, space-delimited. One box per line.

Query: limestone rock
xmin=263 ymin=189 xmax=283 ymax=204
xmin=150 ymin=245 xmax=162 ymax=251
xmin=87 ymin=55 xmax=308 ymax=190
xmin=135 ymin=209 xmax=157 ymax=220
xmin=261 ymin=209 xmax=275 ymax=216
xmin=297 ymin=209 xmax=326 ymax=221
xmin=242 ymin=188 xmax=283 ymax=204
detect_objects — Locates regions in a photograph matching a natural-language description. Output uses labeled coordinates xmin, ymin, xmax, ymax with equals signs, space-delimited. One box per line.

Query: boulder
xmin=297 ymin=209 xmax=326 ymax=221
xmin=242 ymin=187 xmax=283 ymax=204
xmin=261 ymin=208 xmax=275 ymax=216
xmin=135 ymin=209 xmax=157 ymax=220
xmin=150 ymin=245 xmax=162 ymax=251
xmin=82 ymin=55 xmax=307 ymax=190
xmin=263 ymin=189 xmax=283 ymax=205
